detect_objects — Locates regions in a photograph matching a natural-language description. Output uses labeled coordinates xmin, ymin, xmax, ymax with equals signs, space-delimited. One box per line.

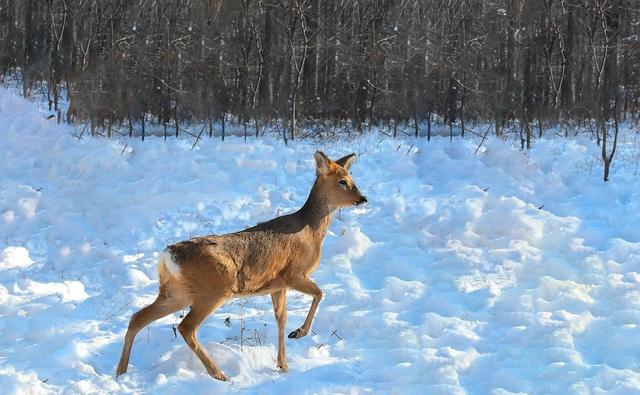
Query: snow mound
xmin=0 ymin=366 xmax=57 ymax=395
xmin=332 ymin=226 xmax=374 ymax=258
xmin=1 ymin=87 xmax=639 ymax=393
xmin=0 ymin=246 xmax=34 ymax=270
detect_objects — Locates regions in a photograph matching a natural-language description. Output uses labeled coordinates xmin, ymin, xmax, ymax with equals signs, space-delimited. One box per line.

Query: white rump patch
xmin=160 ymin=249 xmax=181 ymax=278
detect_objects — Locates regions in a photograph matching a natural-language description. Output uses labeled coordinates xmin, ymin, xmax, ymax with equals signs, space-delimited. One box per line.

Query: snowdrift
xmin=1 ymin=88 xmax=639 ymax=394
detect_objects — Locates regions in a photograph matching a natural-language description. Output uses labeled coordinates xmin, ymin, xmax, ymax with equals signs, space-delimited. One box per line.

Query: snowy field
xmin=1 ymin=87 xmax=640 ymax=395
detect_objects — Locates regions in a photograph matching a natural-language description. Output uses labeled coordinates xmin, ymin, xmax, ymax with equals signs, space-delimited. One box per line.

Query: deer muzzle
xmin=354 ymin=195 xmax=368 ymax=205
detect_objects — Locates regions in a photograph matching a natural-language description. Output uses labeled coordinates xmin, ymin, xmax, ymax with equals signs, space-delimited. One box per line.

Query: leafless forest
xmin=0 ymin=1 xmax=638 ymax=154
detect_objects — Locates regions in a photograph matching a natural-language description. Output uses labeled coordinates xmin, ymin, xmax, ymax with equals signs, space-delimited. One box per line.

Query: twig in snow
xmin=102 ymin=301 xmax=133 ymax=323
xmin=475 ymin=124 xmax=492 ymax=154
xmin=74 ymin=125 xmax=87 ymax=142
xmin=120 ymin=144 xmax=128 ymax=155
xmin=191 ymin=125 xmax=207 ymax=150
xmin=240 ymin=299 xmax=247 ymax=351
xmin=406 ymin=143 xmax=414 ymax=154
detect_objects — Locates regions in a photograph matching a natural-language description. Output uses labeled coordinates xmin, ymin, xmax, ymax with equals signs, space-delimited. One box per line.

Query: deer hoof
xmin=278 ymin=361 xmax=289 ymax=372
xmin=213 ymin=371 xmax=228 ymax=381
xmin=115 ymin=366 xmax=127 ymax=378
xmin=288 ymin=328 xmax=305 ymax=339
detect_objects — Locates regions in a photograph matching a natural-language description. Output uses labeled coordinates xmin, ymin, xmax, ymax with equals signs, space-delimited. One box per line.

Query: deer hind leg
xmin=286 ymin=277 xmax=322 ymax=340
xmin=270 ymin=289 xmax=288 ymax=371
xmin=116 ymin=289 xmax=187 ymax=377
xmin=178 ymin=295 xmax=229 ymax=381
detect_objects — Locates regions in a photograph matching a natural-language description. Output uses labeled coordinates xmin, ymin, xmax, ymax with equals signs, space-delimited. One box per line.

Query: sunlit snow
xmin=1 ymin=88 xmax=639 ymax=394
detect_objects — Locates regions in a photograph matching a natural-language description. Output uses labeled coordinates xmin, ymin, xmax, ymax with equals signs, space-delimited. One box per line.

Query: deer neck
xmin=298 ymin=178 xmax=335 ymax=240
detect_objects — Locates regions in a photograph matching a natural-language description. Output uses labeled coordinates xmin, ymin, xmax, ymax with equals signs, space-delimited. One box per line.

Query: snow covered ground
xmin=1 ymin=87 xmax=640 ymax=394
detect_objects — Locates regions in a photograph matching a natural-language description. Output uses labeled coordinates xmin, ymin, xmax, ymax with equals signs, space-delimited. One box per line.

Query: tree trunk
xmin=141 ymin=114 xmax=145 ymax=142
xmin=221 ymin=113 xmax=225 ymax=142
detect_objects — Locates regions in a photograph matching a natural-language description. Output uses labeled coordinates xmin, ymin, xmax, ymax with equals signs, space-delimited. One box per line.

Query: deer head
xmin=313 ymin=151 xmax=368 ymax=208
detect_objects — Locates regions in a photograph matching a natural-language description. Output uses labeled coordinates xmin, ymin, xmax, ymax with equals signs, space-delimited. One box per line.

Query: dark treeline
xmin=0 ymin=1 xmax=638 ymax=150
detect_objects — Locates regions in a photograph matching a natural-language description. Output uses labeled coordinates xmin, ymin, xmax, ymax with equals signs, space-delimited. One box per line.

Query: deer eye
xmin=339 ymin=179 xmax=348 ymax=186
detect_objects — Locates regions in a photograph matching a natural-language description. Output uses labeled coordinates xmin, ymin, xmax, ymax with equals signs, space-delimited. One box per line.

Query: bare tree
xmin=0 ymin=0 xmax=638 ymax=181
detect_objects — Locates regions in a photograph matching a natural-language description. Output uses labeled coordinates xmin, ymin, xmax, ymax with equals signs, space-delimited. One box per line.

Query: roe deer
xmin=116 ymin=151 xmax=367 ymax=381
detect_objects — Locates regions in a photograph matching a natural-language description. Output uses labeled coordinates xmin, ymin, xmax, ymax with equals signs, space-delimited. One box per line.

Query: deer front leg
xmin=270 ymin=289 xmax=288 ymax=371
xmin=286 ymin=277 xmax=322 ymax=339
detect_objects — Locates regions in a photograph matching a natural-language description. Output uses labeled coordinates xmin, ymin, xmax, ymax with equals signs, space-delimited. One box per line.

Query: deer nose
xmin=357 ymin=195 xmax=368 ymax=205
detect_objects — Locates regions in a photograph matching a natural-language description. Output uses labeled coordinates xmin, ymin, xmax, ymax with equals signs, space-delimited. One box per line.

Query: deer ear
xmin=314 ymin=151 xmax=331 ymax=175
xmin=335 ymin=153 xmax=356 ymax=171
